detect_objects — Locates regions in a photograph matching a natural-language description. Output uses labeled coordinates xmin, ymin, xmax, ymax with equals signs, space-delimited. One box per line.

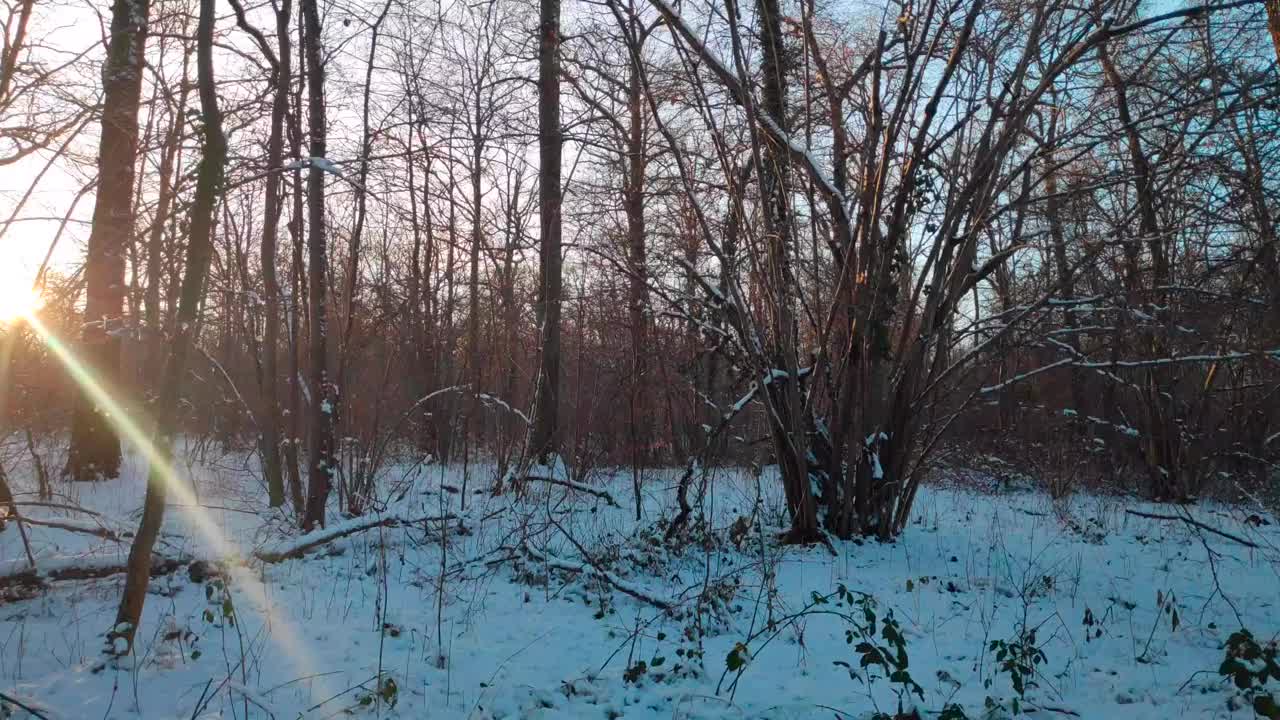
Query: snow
xmin=526 ymin=452 xmax=568 ymax=482
xmin=2 ymin=448 xmax=1279 ymax=719
xmin=282 ymin=156 xmax=344 ymax=176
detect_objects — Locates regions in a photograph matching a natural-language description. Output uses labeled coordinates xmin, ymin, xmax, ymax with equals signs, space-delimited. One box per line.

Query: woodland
xmin=0 ymin=0 xmax=1279 ymax=716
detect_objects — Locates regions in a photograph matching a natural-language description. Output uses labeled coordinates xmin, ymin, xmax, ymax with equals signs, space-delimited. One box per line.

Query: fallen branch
xmin=8 ymin=501 xmax=103 ymax=517
xmin=523 ymin=543 xmax=676 ymax=610
xmin=0 ymin=691 xmax=55 ymax=720
xmin=523 ymin=475 xmax=619 ymax=507
xmin=253 ymin=510 xmax=458 ymax=562
xmin=16 ymin=516 xmax=123 ymax=541
xmin=1125 ymin=508 xmax=1259 ymax=549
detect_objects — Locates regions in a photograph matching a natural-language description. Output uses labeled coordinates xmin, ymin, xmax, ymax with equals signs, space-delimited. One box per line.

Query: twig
xmin=1124 ymin=508 xmax=1258 ymax=548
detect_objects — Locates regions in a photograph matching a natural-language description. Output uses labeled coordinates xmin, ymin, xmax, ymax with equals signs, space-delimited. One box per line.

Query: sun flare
xmin=0 ymin=265 xmax=44 ymax=320
xmin=0 ymin=282 xmax=44 ymax=321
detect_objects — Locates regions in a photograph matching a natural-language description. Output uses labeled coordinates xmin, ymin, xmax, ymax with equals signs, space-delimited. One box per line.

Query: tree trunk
xmin=67 ymin=0 xmax=150 ymax=482
xmin=405 ymin=111 xmax=428 ymax=451
xmin=143 ymin=50 xmax=190 ymax=386
xmin=301 ymin=0 xmax=334 ymax=530
xmin=753 ymin=0 xmax=817 ymax=541
xmin=284 ymin=3 xmax=307 ymax=515
xmin=110 ymin=0 xmax=224 ymax=653
xmin=259 ymin=0 xmax=293 ymax=508
xmin=1043 ymin=115 xmax=1089 ymax=425
xmin=1101 ymin=43 xmax=1180 ymax=500
xmin=529 ymin=0 xmax=563 ymax=464
xmin=625 ymin=43 xmax=648 ymax=520
xmin=467 ymin=129 xmax=484 ymax=458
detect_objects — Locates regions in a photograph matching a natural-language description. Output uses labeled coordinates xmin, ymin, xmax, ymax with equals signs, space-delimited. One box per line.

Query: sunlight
xmin=23 ymin=313 xmax=333 ymax=701
xmin=0 ymin=277 xmax=44 ymax=322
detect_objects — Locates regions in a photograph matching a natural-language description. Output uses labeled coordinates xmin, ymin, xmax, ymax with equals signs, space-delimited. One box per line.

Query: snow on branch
xmin=521 ymin=474 xmax=619 ymax=507
xmin=282 ymin=156 xmax=344 ymax=176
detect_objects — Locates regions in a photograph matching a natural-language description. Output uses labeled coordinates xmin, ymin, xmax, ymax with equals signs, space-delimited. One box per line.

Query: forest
xmin=0 ymin=0 xmax=1279 ymax=716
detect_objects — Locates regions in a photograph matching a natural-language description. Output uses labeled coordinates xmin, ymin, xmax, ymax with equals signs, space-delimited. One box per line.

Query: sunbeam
xmin=22 ymin=312 xmax=334 ymax=704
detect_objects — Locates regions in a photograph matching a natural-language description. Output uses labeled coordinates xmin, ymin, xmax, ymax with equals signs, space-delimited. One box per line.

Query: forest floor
xmin=1 ymin=448 xmax=1279 ymax=719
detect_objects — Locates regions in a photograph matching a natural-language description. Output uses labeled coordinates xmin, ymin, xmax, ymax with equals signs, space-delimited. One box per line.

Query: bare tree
xmin=66 ymin=0 xmax=151 ymax=482
xmin=301 ymin=0 xmax=334 ymax=530
xmin=529 ymin=0 xmax=563 ymax=466
xmin=110 ymin=0 xmax=225 ymax=653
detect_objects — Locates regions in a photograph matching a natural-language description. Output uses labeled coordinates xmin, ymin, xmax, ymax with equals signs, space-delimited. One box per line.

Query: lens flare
xmin=0 ymin=284 xmax=44 ymax=322
xmin=23 ymin=314 xmax=333 ymax=706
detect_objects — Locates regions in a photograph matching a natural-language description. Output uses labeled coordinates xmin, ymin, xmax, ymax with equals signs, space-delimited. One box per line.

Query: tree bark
xmin=67 ymin=0 xmax=151 ymax=482
xmin=284 ymin=0 xmax=307 ymax=514
xmin=1043 ymin=111 xmax=1089 ymax=425
xmin=1101 ymin=42 xmax=1180 ymax=500
xmin=143 ymin=48 xmax=190 ymax=386
xmin=301 ymin=0 xmax=334 ymax=530
xmin=753 ymin=0 xmax=817 ymax=541
xmin=110 ymin=0 xmax=224 ymax=653
xmin=625 ymin=34 xmax=648 ymax=520
xmin=529 ymin=0 xmax=563 ymax=464
xmin=258 ymin=0 xmax=293 ymax=508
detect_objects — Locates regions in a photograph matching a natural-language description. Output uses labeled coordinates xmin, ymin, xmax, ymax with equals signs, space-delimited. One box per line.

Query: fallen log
xmin=2 ymin=554 xmax=190 ymax=597
xmin=2 ymin=508 xmax=469 ymax=593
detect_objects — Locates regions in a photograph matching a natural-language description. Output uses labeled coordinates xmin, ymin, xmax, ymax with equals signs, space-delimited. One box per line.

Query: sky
xmin=1 ymin=0 xmax=104 ymax=292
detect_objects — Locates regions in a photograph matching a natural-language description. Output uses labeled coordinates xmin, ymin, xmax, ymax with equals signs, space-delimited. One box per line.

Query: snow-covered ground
xmin=2 ymin=448 xmax=1278 ymax=719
